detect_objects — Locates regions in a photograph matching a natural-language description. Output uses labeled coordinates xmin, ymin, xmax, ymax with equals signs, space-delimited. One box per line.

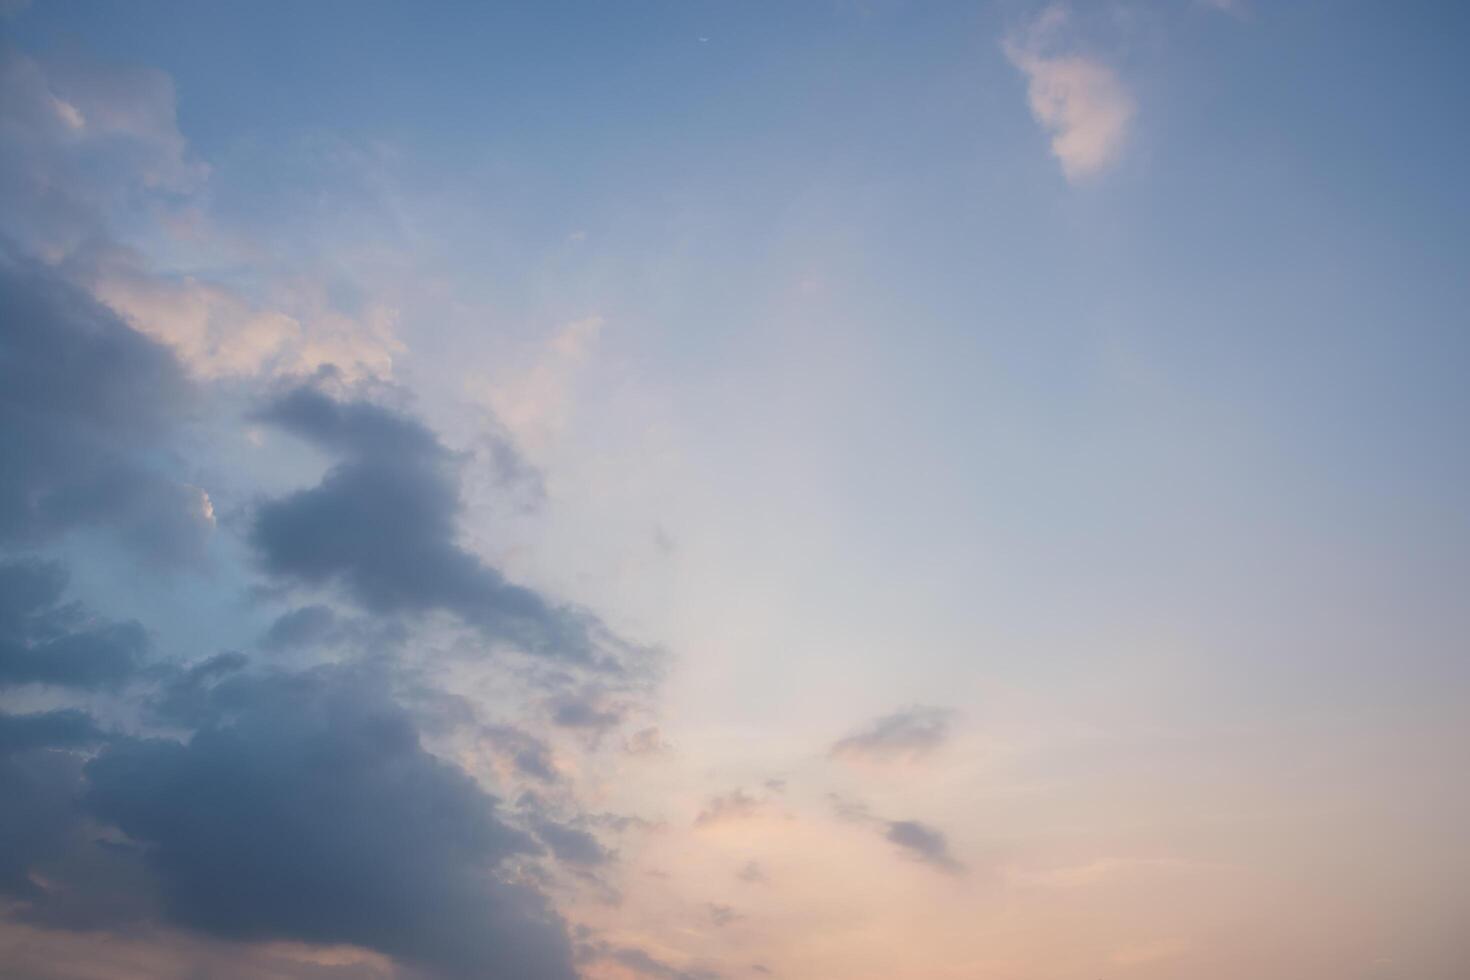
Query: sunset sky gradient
xmin=1 ymin=2 xmax=1467 ymax=979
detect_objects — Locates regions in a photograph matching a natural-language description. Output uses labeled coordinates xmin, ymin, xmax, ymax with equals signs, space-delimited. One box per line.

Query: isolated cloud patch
xmin=829 ymin=794 xmax=966 ymax=875
xmin=250 ymin=386 xmax=608 ymax=665
xmin=1004 ymin=6 xmax=1135 ymax=181
xmin=830 ymin=705 xmax=955 ymax=765
xmin=695 ymin=789 xmax=765 ymax=828
xmin=885 ymin=820 xmax=965 ymax=875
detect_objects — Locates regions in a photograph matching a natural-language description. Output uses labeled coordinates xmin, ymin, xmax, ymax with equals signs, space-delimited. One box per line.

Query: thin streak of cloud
xmin=829 ymin=705 xmax=955 ymax=765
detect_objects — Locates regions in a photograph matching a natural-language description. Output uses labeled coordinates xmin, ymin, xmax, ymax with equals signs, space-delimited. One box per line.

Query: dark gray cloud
xmin=0 ymin=558 xmax=148 ymax=689
xmin=883 ymin=820 xmax=965 ymax=875
xmin=0 ymin=748 xmax=91 ymax=900
xmin=0 ymin=709 xmax=105 ymax=755
xmin=148 ymin=651 xmax=251 ymax=728
xmin=546 ymin=687 xmax=626 ymax=738
xmin=529 ymin=815 xmax=613 ymax=868
xmin=258 ymin=604 xmax=339 ymax=651
xmin=250 ymin=386 xmax=612 ymax=667
xmin=0 ymin=256 xmax=211 ymax=564
xmin=83 ymin=664 xmax=578 ymax=979
xmin=829 ymin=705 xmax=955 ymax=764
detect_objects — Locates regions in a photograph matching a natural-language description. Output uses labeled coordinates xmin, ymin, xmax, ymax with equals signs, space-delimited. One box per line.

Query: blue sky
xmin=1 ymin=2 xmax=1468 ymax=978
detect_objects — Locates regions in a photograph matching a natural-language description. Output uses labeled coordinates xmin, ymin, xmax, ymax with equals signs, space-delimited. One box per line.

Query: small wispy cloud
xmin=829 ymin=705 xmax=955 ymax=765
xmin=1198 ymin=0 xmax=1247 ymax=17
xmin=704 ymin=903 xmax=743 ymax=928
xmin=884 ymin=820 xmax=966 ymax=875
xmin=694 ymin=789 xmax=765 ymax=827
xmin=1003 ymin=5 xmax=1135 ymax=182
xmin=737 ymin=860 xmax=768 ymax=884
xmin=827 ymin=794 xmax=966 ymax=875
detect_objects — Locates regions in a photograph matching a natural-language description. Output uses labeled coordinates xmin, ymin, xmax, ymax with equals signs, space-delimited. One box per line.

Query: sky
xmin=1 ymin=1 xmax=1468 ymax=978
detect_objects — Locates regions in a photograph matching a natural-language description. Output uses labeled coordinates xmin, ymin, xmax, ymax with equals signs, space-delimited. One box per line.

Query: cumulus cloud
xmin=0 ymin=559 xmax=149 ymax=689
xmin=546 ymin=686 xmax=628 ymax=741
xmin=528 ymin=814 xmax=614 ymax=868
xmin=86 ymin=246 xmax=404 ymax=382
xmin=0 ymin=747 xmax=93 ymax=902
xmin=83 ymin=664 xmax=578 ymax=979
xmin=0 ymin=257 xmax=213 ymax=564
xmin=0 ymin=45 xmax=205 ymax=257
xmin=1004 ymin=6 xmax=1135 ymax=181
xmin=482 ymin=723 xmax=561 ymax=783
xmin=0 ymin=34 xmax=668 ymax=980
xmin=259 ymin=604 xmax=340 ymax=651
xmin=250 ymin=385 xmax=620 ymax=666
xmin=829 ymin=705 xmax=955 ymax=764
xmin=0 ymin=709 xmax=106 ymax=754
xmin=1 ymin=46 xmax=403 ymax=387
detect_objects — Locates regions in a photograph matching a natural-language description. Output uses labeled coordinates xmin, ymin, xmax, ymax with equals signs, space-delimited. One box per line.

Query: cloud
xmin=83 ymin=663 xmax=579 ymax=979
xmin=705 ymin=903 xmax=743 ymax=928
xmin=884 ymin=820 xmax=965 ymax=875
xmin=828 ymin=794 xmax=966 ymax=875
xmin=250 ymin=385 xmax=616 ymax=666
xmin=475 ymin=315 xmax=606 ymax=455
xmin=695 ymin=790 xmax=765 ymax=828
xmin=1004 ymin=7 xmax=1135 ymax=181
xmin=0 ymin=46 xmax=205 ymax=257
xmin=829 ymin=705 xmax=955 ymax=764
xmin=1198 ymin=0 xmax=1246 ymax=16
xmin=482 ymin=723 xmax=561 ymax=783
xmin=86 ymin=246 xmax=404 ymax=382
xmin=529 ymin=815 xmax=614 ymax=868
xmin=0 ymin=559 xmax=149 ymax=689
xmin=736 ymin=860 xmax=767 ymax=884
xmin=0 ymin=747 xmax=93 ymax=902
xmin=827 ymin=792 xmax=875 ymax=824
xmin=547 ymin=687 xmax=627 ymax=739
xmin=1 ymin=47 xmax=401 ymax=386
xmin=0 ymin=710 xmax=106 ymax=755
xmin=259 ymin=605 xmax=340 ymax=651
xmin=0 ymin=256 xmax=213 ymax=564
xmin=625 ymin=725 xmax=671 ymax=755
xmin=576 ymin=937 xmax=724 ymax=980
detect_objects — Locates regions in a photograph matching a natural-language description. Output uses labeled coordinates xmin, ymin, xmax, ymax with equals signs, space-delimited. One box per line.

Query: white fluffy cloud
xmin=1004 ymin=6 xmax=1135 ymax=182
